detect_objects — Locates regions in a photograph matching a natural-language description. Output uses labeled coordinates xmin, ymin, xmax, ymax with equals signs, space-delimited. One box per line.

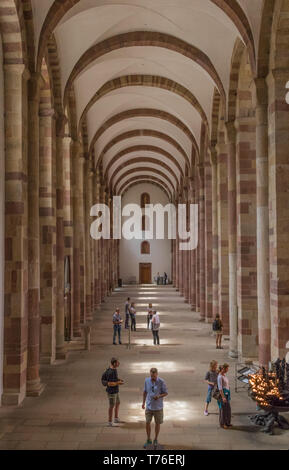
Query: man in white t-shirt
xmin=151 ymin=311 xmax=160 ymax=345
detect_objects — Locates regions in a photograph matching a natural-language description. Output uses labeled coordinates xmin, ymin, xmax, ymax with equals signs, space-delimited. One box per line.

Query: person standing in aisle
xmin=142 ymin=367 xmax=168 ymax=449
xmin=151 ymin=310 xmax=160 ymax=345
xmin=112 ymin=308 xmax=123 ymax=345
xmin=147 ymin=303 xmax=153 ymax=330
xmin=130 ymin=302 xmax=137 ymax=331
xmin=125 ymin=297 xmax=131 ymax=329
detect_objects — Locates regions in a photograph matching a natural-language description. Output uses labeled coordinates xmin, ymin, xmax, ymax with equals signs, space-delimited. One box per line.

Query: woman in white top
xmin=151 ymin=311 xmax=160 ymax=345
xmin=217 ymin=363 xmax=232 ymax=429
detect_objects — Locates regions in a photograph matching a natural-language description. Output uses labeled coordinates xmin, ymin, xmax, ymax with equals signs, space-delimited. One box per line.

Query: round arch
xmin=103 ymin=145 xmax=184 ymax=181
xmin=113 ymin=167 xmax=176 ymax=195
xmin=90 ymin=108 xmax=199 ymax=160
xmin=79 ymin=74 xmax=208 ymax=131
xmin=109 ymin=157 xmax=179 ymax=189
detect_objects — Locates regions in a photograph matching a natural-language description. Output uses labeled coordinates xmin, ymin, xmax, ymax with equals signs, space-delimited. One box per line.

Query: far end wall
xmin=119 ymin=183 xmax=171 ymax=284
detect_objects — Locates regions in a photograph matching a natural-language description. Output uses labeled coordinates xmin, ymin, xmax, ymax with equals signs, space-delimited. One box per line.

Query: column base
xmin=73 ymin=328 xmax=82 ymax=338
xmin=56 ymin=346 xmax=68 ymax=360
xmin=1 ymin=388 xmax=26 ymax=406
xmin=26 ymin=380 xmax=46 ymax=398
xmin=229 ymin=350 xmax=238 ymax=359
xmin=40 ymin=354 xmax=56 ymax=365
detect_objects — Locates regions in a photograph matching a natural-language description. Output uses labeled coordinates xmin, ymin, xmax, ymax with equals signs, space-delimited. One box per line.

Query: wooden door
xmin=139 ymin=263 xmax=152 ymax=284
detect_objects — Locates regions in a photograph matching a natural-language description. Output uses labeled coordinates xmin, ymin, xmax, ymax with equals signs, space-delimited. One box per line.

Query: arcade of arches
xmin=0 ymin=0 xmax=289 ymax=413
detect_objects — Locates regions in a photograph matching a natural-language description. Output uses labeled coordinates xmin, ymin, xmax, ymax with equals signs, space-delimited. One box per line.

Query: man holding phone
xmin=142 ymin=368 xmax=168 ymax=449
xmin=104 ymin=357 xmax=124 ymax=426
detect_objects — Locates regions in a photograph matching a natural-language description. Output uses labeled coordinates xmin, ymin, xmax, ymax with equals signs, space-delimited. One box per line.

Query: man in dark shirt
xmin=105 ymin=357 xmax=124 ymax=426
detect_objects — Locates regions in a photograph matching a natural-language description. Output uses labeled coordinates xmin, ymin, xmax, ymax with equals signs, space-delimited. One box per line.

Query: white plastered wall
xmin=119 ymin=183 xmax=172 ymax=284
xmin=0 ymin=35 xmax=5 ymax=402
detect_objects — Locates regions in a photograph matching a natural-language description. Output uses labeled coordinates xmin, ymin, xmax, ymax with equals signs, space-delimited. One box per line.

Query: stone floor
xmin=0 ymin=285 xmax=288 ymax=450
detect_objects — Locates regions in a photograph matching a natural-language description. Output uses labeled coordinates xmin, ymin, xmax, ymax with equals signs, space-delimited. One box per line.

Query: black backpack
xmin=212 ymin=319 xmax=220 ymax=331
xmin=101 ymin=368 xmax=110 ymax=387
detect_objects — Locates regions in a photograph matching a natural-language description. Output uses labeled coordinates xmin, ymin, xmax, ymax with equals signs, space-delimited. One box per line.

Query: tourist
xmin=217 ymin=363 xmax=232 ymax=429
xmin=156 ymin=272 xmax=160 ymax=285
xmin=142 ymin=367 xmax=168 ymax=449
xmin=151 ymin=310 xmax=160 ymax=345
xmin=213 ymin=313 xmax=223 ymax=349
xmin=102 ymin=357 xmax=124 ymax=427
xmin=204 ymin=360 xmax=218 ymax=416
xmin=130 ymin=302 xmax=137 ymax=331
xmin=113 ymin=308 xmax=123 ymax=345
xmin=147 ymin=303 xmax=153 ymax=330
xmin=164 ymin=272 xmax=168 ymax=285
xmin=125 ymin=297 xmax=131 ymax=329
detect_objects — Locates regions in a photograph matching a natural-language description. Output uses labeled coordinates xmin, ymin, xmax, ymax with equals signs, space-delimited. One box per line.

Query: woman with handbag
xmin=217 ymin=363 xmax=232 ymax=429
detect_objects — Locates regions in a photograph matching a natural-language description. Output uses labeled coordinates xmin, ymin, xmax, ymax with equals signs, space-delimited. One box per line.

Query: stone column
xmin=79 ymin=153 xmax=86 ymax=324
xmin=267 ymin=68 xmax=289 ymax=360
xmin=63 ymin=133 xmax=73 ymax=341
xmin=198 ymin=164 xmax=206 ymax=320
xmin=204 ymin=152 xmax=213 ymax=323
xmin=72 ymin=140 xmax=82 ymax=337
xmin=85 ymin=160 xmax=94 ymax=322
xmin=216 ymin=137 xmax=229 ymax=335
xmin=55 ymin=115 xmax=67 ymax=359
xmin=225 ymin=122 xmax=238 ymax=358
xmin=175 ymin=199 xmax=180 ymax=291
xmin=39 ymin=104 xmax=57 ymax=365
xmin=26 ymin=73 xmax=44 ymax=396
xmin=188 ymin=175 xmax=196 ymax=310
xmin=2 ymin=64 xmax=29 ymax=405
xmin=93 ymin=169 xmax=101 ymax=309
xmin=235 ymin=116 xmax=258 ymax=361
xmin=254 ymin=78 xmax=271 ymax=367
xmin=210 ymin=148 xmax=219 ymax=319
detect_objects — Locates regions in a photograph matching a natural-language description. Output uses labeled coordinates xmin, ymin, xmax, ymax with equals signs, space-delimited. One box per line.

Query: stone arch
xmin=109 ymin=157 xmax=179 ymax=189
xmin=37 ymin=0 xmax=256 ymax=76
xmin=90 ymin=108 xmax=199 ymax=160
xmin=64 ymin=32 xmax=226 ymax=105
xmin=99 ymin=129 xmax=189 ymax=168
xmin=227 ymin=38 xmax=246 ymax=122
xmin=104 ymin=145 xmax=184 ymax=181
xmin=79 ymin=74 xmax=208 ymax=131
xmin=0 ymin=0 xmax=26 ymax=65
xmin=256 ymin=0 xmax=275 ymax=78
xmin=269 ymin=0 xmax=289 ymax=70
xmin=211 ymin=88 xmax=221 ymax=147
xmin=45 ymin=35 xmax=63 ymax=115
xmin=119 ymin=177 xmax=172 ymax=201
xmin=113 ymin=167 xmax=175 ymax=195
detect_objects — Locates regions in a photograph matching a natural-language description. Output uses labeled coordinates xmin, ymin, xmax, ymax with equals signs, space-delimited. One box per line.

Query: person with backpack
xmin=113 ymin=308 xmax=123 ymax=345
xmin=212 ymin=314 xmax=223 ymax=349
xmin=151 ymin=311 xmax=160 ymax=345
xmin=102 ymin=357 xmax=124 ymax=427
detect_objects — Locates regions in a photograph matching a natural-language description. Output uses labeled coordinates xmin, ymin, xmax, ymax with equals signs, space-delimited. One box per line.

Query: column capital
xmin=254 ymin=77 xmax=268 ymax=107
xmin=225 ymin=120 xmax=236 ymax=143
xmin=209 ymin=147 xmax=217 ymax=166
xmin=4 ymin=63 xmax=29 ymax=79
xmin=55 ymin=113 xmax=68 ymax=138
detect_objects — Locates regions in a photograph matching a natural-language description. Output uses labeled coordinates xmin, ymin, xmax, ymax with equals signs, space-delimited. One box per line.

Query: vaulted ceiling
xmin=31 ymin=0 xmax=263 ymax=197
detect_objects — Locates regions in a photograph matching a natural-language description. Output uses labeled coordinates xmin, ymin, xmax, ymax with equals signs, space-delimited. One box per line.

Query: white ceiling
xmin=31 ymin=0 xmax=263 ymax=195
